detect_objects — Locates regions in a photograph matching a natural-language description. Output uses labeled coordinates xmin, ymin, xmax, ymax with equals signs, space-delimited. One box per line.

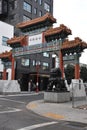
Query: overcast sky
xmin=53 ymin=0 xmax=87 ymax=64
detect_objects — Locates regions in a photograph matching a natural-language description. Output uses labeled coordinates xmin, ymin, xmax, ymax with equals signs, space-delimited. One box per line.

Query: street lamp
xmin=36 ymin=61 xmax=40 ymax=92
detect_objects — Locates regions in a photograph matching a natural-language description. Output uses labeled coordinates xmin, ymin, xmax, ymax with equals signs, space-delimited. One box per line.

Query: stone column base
xmin=44 ymin=91 xmax=70 ymax=103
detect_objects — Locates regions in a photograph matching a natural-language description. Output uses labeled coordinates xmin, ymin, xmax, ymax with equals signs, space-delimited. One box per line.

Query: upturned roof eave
xmin=0 ymin=51 xmax=12 ymax=59
xmin=44 ymin=24 xmax=72 ymax=38
xmin=61 ymin=37 xmax=87 ymax=51
xmin=7 ymin=36 xmax=26 ymax=45
xmin=16 ymin=13 xmax=56 ymax=29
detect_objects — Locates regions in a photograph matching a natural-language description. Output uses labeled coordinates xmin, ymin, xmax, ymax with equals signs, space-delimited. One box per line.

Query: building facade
xmin=0 ymin=21 xmax=14 ymax=79
xmin=0 ymin=0 xmax=53 ymax=35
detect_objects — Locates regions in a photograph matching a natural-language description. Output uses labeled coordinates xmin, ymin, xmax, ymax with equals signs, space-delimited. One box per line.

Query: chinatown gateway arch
xmin=0 ymin=13 xmax=87 ymax=92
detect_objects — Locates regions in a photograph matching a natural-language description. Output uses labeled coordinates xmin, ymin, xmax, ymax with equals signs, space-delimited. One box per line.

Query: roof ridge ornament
xmin=75 ymin=37 xmax=82 ymax=42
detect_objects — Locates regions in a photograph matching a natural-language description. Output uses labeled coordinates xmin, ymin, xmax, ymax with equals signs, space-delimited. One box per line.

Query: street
xmin=0 ymin=92 xmax=87 ymax=130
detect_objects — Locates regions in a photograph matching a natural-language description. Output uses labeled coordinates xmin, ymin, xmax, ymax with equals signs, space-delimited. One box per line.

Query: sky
xmin=53 ymin=0 xmax=87 ymax=64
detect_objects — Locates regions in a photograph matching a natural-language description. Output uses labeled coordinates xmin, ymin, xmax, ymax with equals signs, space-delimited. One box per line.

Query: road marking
xmin=0 ymin=108 xmax=21 ymax=114
xmin=17 ymin=121 xmax=58 ymax=130
xmin=4 ymin=93 xmax=39 ymax=97
xmin=43 ymin=112 xmax=65 ymax=119
xmin=0 ymin=98 xmax=25 ymax=104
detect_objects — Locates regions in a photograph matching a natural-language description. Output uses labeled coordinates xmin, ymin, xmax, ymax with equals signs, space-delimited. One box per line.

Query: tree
xmin=80 ymin=66 xmax=87 ymax=82
xmin=64 ymin=64 xmax=75 ymax=85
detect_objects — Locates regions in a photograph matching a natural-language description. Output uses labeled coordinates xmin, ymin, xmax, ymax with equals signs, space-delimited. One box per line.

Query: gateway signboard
xmin=28 ymin=33 xmax=42 ymax=46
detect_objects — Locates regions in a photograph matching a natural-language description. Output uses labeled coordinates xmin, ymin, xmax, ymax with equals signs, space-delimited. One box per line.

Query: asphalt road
xmin=0 ymin=92 xmax=87 ymax=130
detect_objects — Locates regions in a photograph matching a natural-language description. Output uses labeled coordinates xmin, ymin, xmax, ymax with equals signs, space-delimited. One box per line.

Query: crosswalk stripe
xmin=0 ymin=98 xmax=25 ymax=104
xmin=0 ymin=108 xmax=21 ymax=114
xmin=17 ymin=121 xmax=58 ymax=130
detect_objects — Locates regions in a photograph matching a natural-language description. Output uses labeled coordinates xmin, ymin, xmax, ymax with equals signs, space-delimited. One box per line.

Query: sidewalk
xmin=27 ymin=99 xmax=87 ymax=124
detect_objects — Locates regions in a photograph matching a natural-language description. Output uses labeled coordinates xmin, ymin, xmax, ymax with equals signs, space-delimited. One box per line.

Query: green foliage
xmin=80 ymin=66 xmax=87 ymax=82
xmin=64 ymin=65 xmax=87 ymax=83
xmin=64 ymin=64 xmax=75 ymax=84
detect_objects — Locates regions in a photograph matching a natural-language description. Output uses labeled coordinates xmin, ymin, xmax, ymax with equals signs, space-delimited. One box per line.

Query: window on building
xmin=34 ymin=8 xmax=37 ymax=14
xmin=39 ymin=11 xmax=42 ymax=17
xmin=9 ymin=1 xmax=16 ymax=11
xmin=39 ymin=0 xmax=42 ymax=5
xmin=6 ymin=72 xmax=8 ymax=80
xmin=21 ymin=58 xmax=30 ymax=66
xmin=23 ymin=15 xmax=31 ymax=21
xmin=10 ymin=14 xmax=17 ymax=21
xmin=23 ymin=1 xmax=32 ymax=13
xmin=2 ymin=36 xmax=9 ymax=46
xmin=9 ymin=14 xmax=18 ymax=20
xmin=36 ymin=61 xmax=41 ymax=66
xmin=33 ymin=60 xmax=36 ymax=66
xmin=0 ymin=1 xmax=2 ymax=13
xmin=10 ymin=14 xmax=14 ymax=20
xmin=42 ymin=62 xmax=49 ymax=70
xmin=0 ymin=72 xmax=2 ymax=79
xmin=14 ymin=0 xmax=17 ymax=9
xmin=43 ymin=52 xmax=50 ymax=57
xmin=3 ymin=0 xmax=8 ymax=13
xmin=44 ymin=3 xmax=50 ymax=12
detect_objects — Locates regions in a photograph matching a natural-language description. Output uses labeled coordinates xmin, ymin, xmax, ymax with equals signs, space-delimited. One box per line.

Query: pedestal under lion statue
xmin=47 ymin=68 xmax=67 ymax=92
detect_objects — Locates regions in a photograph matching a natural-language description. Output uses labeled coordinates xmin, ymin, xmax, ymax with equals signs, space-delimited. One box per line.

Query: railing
xmin=12 ymin=40 xmax=62 ymax=57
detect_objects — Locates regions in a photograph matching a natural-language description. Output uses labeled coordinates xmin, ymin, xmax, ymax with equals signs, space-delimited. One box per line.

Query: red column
xmin=75 ymin=64 xmax=80 ymax=79
xmin=74 ymin=54 xmax=80 ymax=79
xmin=11 ymin=57 xmax=15 ymax=80
xmin=42 ymin=32 xmax=45 ymax=43
xmin=2 ymin=68 xmax=6 ymax=80
xmin=59 ymin=51 xmax=64 ymax=78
